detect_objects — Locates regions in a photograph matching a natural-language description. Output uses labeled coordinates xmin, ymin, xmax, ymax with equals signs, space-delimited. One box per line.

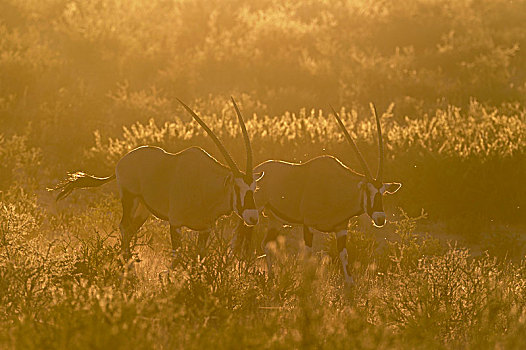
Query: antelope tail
xmin=50 ymin=172 xmax=116 ymax=201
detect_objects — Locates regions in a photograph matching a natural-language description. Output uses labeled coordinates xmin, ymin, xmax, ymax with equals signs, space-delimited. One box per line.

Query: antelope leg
xmin=167 ymin=225 xmax=182 ymax=269
xmin=336 ymin=229 xmax=354 ymax=285
xmin=119 ymin=191 xmax=140 ymax=262
xmin=197 ymin=230 xmax=210 ymax=259
xmin=262 ymin=220 xmax=280 ymax=277
xmin=303 ymin=225 xmax=313 ymax=258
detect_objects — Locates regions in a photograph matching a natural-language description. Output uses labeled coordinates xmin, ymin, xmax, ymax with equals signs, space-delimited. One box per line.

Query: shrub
xmin=87 ymin=100 xmax=525 ymax=226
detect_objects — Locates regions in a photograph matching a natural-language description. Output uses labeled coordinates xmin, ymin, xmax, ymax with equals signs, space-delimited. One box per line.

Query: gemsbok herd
xmin=54 ymin=97 xmax=401 ymax=286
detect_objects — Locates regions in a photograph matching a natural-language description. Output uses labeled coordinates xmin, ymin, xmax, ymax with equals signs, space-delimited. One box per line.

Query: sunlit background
xmin=1 ymin=0 xmax=525 ymax=348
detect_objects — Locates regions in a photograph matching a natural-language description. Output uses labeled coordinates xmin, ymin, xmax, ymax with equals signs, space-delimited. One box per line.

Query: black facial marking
xmin=337 ymin=234 xmax=347 ymax=252
xmin=365 ymin=184 xmax=384 ymax=216
xmin=244 ymin=190 xmax=256 ymax=209
xmin=243 ymin=174 xmax=253 ymax=185
xmin=234 ymin=184 xmax=243 ymax=213
xmin=372 ymin=191 xmax=383 ymax=212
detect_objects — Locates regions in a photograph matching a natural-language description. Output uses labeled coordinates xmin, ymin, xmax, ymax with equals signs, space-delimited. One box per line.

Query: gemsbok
xmin=54 ymin=97 xmax=263 ymax=262
xmin=233 ymin=104 xmax=401 ymax=285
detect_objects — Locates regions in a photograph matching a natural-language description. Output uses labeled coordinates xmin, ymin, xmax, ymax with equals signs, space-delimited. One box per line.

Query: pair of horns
xmin=330 ymin=103 xmax=384 ymax=182
xmin=177 ymin=97 xmax=253 ymax=177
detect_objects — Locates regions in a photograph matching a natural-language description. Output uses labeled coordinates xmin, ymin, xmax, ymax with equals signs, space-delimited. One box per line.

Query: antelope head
xmin=178 ymin=97 xmax=263 ymax=226
xmin=331 ymin=104 xmax=401 ymax=227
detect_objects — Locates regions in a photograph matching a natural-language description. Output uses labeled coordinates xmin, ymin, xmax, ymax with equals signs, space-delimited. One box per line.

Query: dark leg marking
xmin=337 ymin=234 xmax=346 ymax=253
xmin=336 ymin=229 xmax=353 ymax=285
xmin=130 ymin=203 xmax=150 ymax=233
xmin=169 ymin=225 xmax=182 ymax=253
xmin=303 ymin=225 xmax=313 ymax=248
xmin=303 ymin=225 xmax=314 ymax=258
xmin=119 ymin=190 xmax=137 ymax=260
xmin=197 ymin=230 xmax=210 ymax=257
xmin=262 ymin=227 xmax=279 ymax=250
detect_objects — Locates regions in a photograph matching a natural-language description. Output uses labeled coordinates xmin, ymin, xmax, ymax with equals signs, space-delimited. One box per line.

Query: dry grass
xmin=1 ymin=176 xmax=525 ymax=349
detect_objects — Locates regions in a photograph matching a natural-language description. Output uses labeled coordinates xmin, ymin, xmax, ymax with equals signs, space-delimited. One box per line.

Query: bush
xmin=1 ymin=196 xmax=524 ymax=349
xmin=87 ymin=100 xmax=525 ymax=226
xmin=2 ymin=0 xmax=526 ymax=161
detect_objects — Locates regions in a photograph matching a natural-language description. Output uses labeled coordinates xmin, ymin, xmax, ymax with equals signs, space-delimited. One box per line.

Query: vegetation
xmin=1 ymin=184 xmax=525 ymax=348
xmin=86 ymin=99 xmax=525 ymax=227
xmin=1 ymin=0 xmax=525 ymax=348
xmin=2 ymin=0 xmax=526 ymax=156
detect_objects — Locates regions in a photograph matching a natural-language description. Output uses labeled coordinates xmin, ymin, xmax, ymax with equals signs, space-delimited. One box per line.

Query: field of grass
xmin=1 ymin=185 xmax=525 ymax=349
xmin=1 ymin=187 xmax=526 ymax=349
xmin=1 ymin=0 xmax=526 ymax=348
xmin=1 ymin=101 xmax=525 ymax=348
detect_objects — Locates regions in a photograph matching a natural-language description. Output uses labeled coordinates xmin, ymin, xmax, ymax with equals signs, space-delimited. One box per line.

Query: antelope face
xmin=233 ymin=172 xmax=264 ymax=226
xmin=361 ymin=181 xmax=402 ymax=227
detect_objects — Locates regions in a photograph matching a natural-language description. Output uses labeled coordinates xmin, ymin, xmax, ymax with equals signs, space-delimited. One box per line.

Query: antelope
xmin=233 ymin=104 xmax=401 ymax=285
xmin=54 ymin=97 xmax=263 ymax=262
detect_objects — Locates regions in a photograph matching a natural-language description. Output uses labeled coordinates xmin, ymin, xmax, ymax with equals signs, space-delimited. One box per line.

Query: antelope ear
xmin=382 ymin=182 xmax=401 ymax=194
xmin=254 ymin=171 xmax=264 ymax=182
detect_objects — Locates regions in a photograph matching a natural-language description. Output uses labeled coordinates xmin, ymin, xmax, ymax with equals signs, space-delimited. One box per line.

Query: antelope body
xmin=234 ymin=104 xmax=401 ymax=285
xmin=55 ymin=98 xmax=261 ymax=261
xmin=116 ymin=146 xmax=238 ymax=230
xmin=254 ymin=156 xmax=364 ymax=232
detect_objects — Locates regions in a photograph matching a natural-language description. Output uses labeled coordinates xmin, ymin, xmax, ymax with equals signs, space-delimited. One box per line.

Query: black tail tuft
xmin=49 ymin=172 xmax=116 ymax=201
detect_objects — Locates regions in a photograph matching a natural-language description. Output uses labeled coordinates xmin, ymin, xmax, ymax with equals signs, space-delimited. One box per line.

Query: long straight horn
xmin=231 ymin=97 xmax=253 ymax=176
xmin=370 ymin=103 xmax=383 ymax=182
xmin=177 ymin=98 xmax=241 ymax=175
xmin=330 ymin=105 xmax=373 ymax=181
